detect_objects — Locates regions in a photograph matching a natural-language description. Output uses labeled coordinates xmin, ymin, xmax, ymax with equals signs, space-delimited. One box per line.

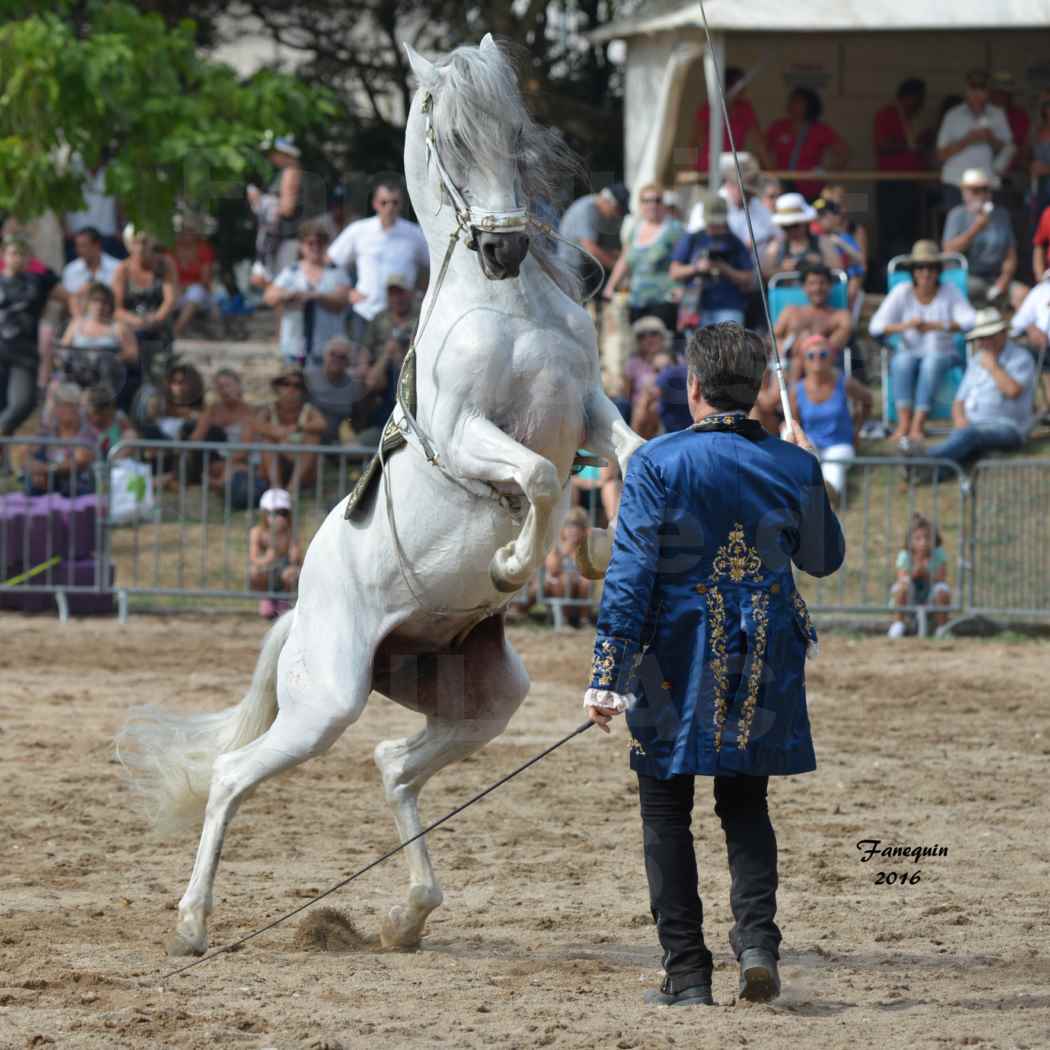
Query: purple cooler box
xmin=0 ymin=493 xmax=101 ymax=577
xmin=0 ymin=557 xmax=115 ymax=615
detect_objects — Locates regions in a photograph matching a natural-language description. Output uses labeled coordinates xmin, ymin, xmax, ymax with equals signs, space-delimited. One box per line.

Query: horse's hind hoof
xmin=166 ymin=933 xmax=206 ymax=958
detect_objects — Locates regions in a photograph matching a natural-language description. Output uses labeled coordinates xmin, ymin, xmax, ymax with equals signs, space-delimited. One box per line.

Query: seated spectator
xmin=249 ymin=487 xmax=302 ymax=620
xmin=693 ymin=66 xmax=769 ymax=172
xmin=61 ymin=227 xmax=119 ymax=318
xmin=557 ymin=183 xmax=629 ymax=297
xmin=306 ymin=336 xmax=373 ymax=444
xmin=1032 ymin=200 xmax=1050 ymax=282
xmin=669 ymin=195 xmax=753 ymax=330
xmin=869 ymin=240 xmax=977 ymax=447
xmin=0 ymin=235 xmax=61 ymax=438
xmin=758 ymin=175 xmax=782 ymax=215
xmin=542 ymin=506 xmax=593 ymax=628
xmin=55 ymin=282 xmax=138 ymax=409
xmin=255 ymin=365 xmax=326 ymax=491
xmin=83 ymin=383 xmax=135 ymax=459
xmin=571 ymin=457 xmax=621 ymax=527
xmin=190 ymin=368 xmax=266 ymax=509
xmin=789 ymin=334 xmax=872 ymax=504
xmin=763 ymin=193 xmax=838 ymax=276
xmin=139 ymin=362 xmax=207 ymax=441
xmin=765 ymin=86 xmax=850 ymax=200
xmin=927 ymin=308 xmax=1035 ymax=470
xmin=942 ymin=168 xmax=1027 ymax=308
xmin=172 ymin=218 xmax=220 ymax=338
xmin=361 ymin=310 xmax=414 ymax=445
xmin=1030 ymin=91 xmax=1050 ymax=218
xmin=1009 ymin=273 xmax=1050 ymax=422
xmin=773 ymin=262 xmax=852 ymax=381
xmin=655 ymin=351 xmax=692 ymax=434
xmin=812 ymin=191 xmax=865 ymax=309
xmin=620 ymin=316 xmax=671 ymax=438
xmin=363 ymin=273 xmax=420 ymax=364
xmin=888 ymin=513 xmax=951 ymax=638
xmin=265 ymin=220 xmax=351 ymax=368
xmin=24 ymin=382 xmax=96 ymax=496
xmin=602 ymin=182 xmax=683 ymax=331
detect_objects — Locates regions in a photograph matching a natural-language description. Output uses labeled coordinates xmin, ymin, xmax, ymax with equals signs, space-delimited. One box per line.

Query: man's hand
xmin=583 ymin=688 xmax=630 ymax=734
xmin=783 ymin=423 xmax=818 ymax=457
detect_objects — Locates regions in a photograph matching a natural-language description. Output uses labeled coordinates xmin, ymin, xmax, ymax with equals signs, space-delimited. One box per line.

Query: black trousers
xmin=638 ymin=772 xmax=781 ymax=994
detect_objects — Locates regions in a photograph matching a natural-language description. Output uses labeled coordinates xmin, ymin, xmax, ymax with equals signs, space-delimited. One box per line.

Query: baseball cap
xmin=260 ymin=488 xmax=292 ymax=512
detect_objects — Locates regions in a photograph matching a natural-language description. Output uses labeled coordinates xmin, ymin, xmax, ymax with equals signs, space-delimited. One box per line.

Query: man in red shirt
xmin=172 ymin=220 xmax=219 ymax=338
xmin=1033 ymin=205 xmax=1050 ymax=281
xmin=873 ymin=78 xmax=930 ymax=267
xmin=694 ymin=67 xmax=769 ymax=171
xmin=765 ymin=87 xmax=849 ymax=201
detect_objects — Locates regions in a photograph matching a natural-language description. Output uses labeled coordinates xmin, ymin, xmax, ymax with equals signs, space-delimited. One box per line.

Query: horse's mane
xmin=429 ymin=41 xmax=585 ymax=302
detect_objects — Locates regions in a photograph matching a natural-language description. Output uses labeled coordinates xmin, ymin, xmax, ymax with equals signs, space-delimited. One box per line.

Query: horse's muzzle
xmin=477 ymin=231 xmax=530 ymax=280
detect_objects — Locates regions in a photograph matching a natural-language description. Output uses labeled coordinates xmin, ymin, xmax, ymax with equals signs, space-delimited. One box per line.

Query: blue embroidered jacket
xmin=589 ymin=413 xmax=845 ymax=778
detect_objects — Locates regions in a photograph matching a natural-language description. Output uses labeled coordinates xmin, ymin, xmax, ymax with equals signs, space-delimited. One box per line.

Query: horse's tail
xmin=115 ymin=609 xmax=294 ymax=836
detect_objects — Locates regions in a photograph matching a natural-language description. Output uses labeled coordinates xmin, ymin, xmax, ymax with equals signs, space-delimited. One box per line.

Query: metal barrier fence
xmin=2 ymin=435 xmax=1048 ymax=628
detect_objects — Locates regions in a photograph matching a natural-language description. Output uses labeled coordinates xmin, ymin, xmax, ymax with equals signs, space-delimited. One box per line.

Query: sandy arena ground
xmin=1 ymin=615 xmax=1048 ymax=1050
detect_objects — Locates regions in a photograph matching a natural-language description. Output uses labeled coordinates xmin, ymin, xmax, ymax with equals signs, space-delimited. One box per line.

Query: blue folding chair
xmin=767 ymin=269 xmax=854 ymax=374
xmin=880 ymin=253 xmax=970 ymax=428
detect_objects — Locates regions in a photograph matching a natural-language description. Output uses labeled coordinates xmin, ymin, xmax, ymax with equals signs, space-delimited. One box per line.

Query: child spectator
xmin=24 ymin=382 xmax=96 ymax=495
xmin=83 ymin=383 xmax=135 ymax=458
xmin=889 ymin=513 xmax=951 ymax=638
xmin=542 ymin=506 xmax=593 ymax=628
xmin=249 ymin=487 xmax=302 ymax=619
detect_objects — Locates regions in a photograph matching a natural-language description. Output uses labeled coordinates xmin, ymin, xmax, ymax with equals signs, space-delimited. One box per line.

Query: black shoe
xmin=643 ymin=981 xmax=714 ymax=1007
xmin=738 ymin=948 xmax=781 ymax=1002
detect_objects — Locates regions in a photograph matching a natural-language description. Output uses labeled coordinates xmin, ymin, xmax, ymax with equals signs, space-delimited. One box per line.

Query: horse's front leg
xmin=576 ymin=391 xmax=647 ymax=579
xmin=446 ymin=415 xmax=562 ymax=593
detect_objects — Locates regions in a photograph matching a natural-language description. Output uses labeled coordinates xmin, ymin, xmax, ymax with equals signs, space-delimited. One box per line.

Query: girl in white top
xmin=869 ymin=241 xmax=976 ymax=446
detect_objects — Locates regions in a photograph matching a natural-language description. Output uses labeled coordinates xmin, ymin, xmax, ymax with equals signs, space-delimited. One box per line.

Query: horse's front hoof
xmin=380 ymin=906 xmax=423 ymax=951
xmin=489 ymin=545 xmax=528 ymax=594
xmin=166 ymin=932 xmax=206 ymax=958
xmin=575 ymin=528 xmax=611 ymax=581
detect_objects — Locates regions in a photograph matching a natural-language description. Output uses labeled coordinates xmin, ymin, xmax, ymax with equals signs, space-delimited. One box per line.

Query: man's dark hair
xmin=372 ymin=178 xmax=403 ymax=199
xmin=684 ymin=323 xmax=767 ymax=412
xmin=725 ymin=66 xmax=745 ymax=92
xmin=75 ymin=225 xmax=102 ymax=244
xmin=897 ymin=78 xmax=926 ymax=101
xmin=965 ymin=69 xmax=989 ymax=90
xmin=789 ymin=86 xmax=822 ymax=122
xmin=801 ymin=262 xmax=832 ymax=283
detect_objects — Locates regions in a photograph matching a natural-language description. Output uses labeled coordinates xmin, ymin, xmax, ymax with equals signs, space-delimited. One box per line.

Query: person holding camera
xmin=669 ymin=196 xmax=754 ymax=331
xmin=942 ymin=168 xmax=1026 ymax=309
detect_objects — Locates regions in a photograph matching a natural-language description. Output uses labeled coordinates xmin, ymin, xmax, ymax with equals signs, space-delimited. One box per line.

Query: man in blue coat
xmin=584 ymin=323 xmax=844 ymax=1007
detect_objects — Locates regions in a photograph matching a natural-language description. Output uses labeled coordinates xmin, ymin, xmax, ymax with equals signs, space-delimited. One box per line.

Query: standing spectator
xmin=669 ymin=196 xmax=753 ymax=330
xmin=23 ymin=382 xmax=95 ymax=495
xmin=789 ymin=334 xmax=871 ymax=504
xmin=328 ymin=179 xmax=429 ymax=342
xmin=765 ymin=87 xmax=850 ymax=201
xmin=247 ymin=135 xmax=303 ymax=280
xmin=691 ymin=154 xmax=778 ymax=259
xmin=61 ymin=227 xmax=119 ymax=318
xmin=927 ymin=308 xmax=1035 ymax=469
xmin=888 ymin=513 xmax=951 ymax=638
xmin=265 ymin=221 xmax=351 ymax=368
xmin=172 ymin=218 xmax=220 ymax=338
xmin=989 ymin=71 xmax=1030 ymax=173
xmin=112 ymin=225 xmax=177 ymax=399
xmin=363 ymin=273 xmax=420 ymax=364
xmin=942 ymin=169 xmax=1026 ymax=307
xmin=935 ymin=70 xmax=1013 ymax=210
xmin=63 ymin=160 xmax=124 ymax=260
xmin=602 ymin=182 xmax=683 ymax=330
xmin=763 ymin=193 xmax=838 ymax=276
xmin=0 ymin=235 xmax=60 ymax=437
xmin=256 ymin=365 xmax=326 ymax=492
xmin=1030 ymin=91 xmax=1050 ymax=219
xmin=557 ymin=183 xmax=629 ymax=299
xmin=306 ymin=336 xmax=372 ymax=444
xmin=1009 ymin=274 xmax=1050 ymax=420
xmin=773 ymin=263 xmax=852 ymax=379
xmin=693 ymin=67 xmax=769 ymax=172
xmin=874 ymin=79 xmax=930 ymax=264
xmin=869 ymin=240 xmax=977 ymax=447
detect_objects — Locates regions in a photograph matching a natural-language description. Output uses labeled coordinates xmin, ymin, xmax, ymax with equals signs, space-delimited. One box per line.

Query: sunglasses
xmin=912 ymin=263 xmax=939 ymax=272
xmin=805 ymin=349 xmax=830 ymax=360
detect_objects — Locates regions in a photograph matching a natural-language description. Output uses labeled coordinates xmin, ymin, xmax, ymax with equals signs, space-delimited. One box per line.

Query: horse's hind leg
xmin=170 ymin=639 xmax=370 ymax=957
xmin=373 ymin=619 xmax=529 ymax=948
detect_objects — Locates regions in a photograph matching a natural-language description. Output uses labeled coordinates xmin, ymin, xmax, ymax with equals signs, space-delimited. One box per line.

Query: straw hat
xmin=772 ymin=192 xmax=817 ymax=226
xmin=964 ymin=307 xmax=1008 ymax=341
xmin=960 ymin=168 xmax=998 ymax=190
xmin=632 ymin=315 xmax=671 ymax=346
xmin=902 ymin=239 xmax=950 ymax=268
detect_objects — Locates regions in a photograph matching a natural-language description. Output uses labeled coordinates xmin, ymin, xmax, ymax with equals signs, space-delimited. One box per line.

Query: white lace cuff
xmin=583 ymin=688 xmax=633 ymax=714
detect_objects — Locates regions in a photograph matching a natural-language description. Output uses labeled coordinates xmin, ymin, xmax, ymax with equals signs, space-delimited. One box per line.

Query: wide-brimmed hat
xmin=902 ymin=239 xmax=950 ymax=268
xmin=961 ymin=167 xmax=997 ymax=189
xmin=271 ymin=364 xmax=306 ymax=389
xmin=632 ymin=315 xmax=671 ymax=342
xmin=772 ymin=192 xmax=817 ymax=226
xmin=259 ymin=488 xmax=292 ymax=512
xmin=719 ymin=151 xmax=761 ymax=190
xmin=965 ymin=307 xmax=1008 ymax=341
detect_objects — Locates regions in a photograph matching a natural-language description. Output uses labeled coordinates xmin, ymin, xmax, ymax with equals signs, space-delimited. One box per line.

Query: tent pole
xmin=704 ymin=31 xmax=725 ymax=193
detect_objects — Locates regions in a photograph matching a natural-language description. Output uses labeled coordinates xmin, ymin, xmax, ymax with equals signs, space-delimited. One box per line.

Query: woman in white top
xmin=869 ymin=239 xmax=976 ymax=446
xmin=265 ymin=220 xmax=351 ymax=367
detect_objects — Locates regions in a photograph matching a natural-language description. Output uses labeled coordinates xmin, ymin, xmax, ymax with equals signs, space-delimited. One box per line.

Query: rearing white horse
xmin=118 ymin=35 xmax=643 ymax=957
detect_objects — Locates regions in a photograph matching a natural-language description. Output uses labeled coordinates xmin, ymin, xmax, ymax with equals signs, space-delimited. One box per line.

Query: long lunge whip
xmin=696 ymin=0 xmax=796 ymax=437
xmin=160 ymin=719 xmax=595 ymax=980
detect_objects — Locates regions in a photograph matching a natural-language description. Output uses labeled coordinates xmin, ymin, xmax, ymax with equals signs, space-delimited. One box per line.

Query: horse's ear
xmin=403 ymin=42 xmax=438 ymax=88
xmin=479 ymin=33 xmax=499 ymax=55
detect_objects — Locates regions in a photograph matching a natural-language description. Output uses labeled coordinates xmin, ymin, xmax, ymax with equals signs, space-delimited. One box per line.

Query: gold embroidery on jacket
xmin=629 ymin=737 xmax=647 ymax=756
xmin=737 ymin=592 xmax=770 ymax=749
xmin=792 ymin=591 xmax=815 ymax=641
xmin=705 ymin=587 xmax=729 ymax=751
xmin=711 ymin=523 xmax=763 ymax=584
xmin=592 ymin=639 xmax=616 ymax=687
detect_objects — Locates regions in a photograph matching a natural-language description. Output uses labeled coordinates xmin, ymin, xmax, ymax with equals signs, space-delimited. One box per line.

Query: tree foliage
xmin=0 ymin=0 xmax=337 ymax=237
